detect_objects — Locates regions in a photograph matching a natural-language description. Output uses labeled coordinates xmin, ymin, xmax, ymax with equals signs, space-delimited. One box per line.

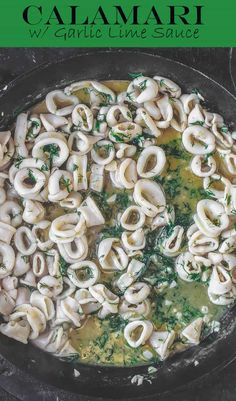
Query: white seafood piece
xmin=223 ymin=153 xmax=236 ymax=176
xmin=68 ymin=261 xmax=100 ymax=288
xmin=9 ymin=157 xmax=49 ymax=185
xmin=89 ymin=163 xmax=104 ymax=192
xmin=119 ymin=299 xmax=150 ymax=321
xmin=2 ymin=276 xmax=18 ymax=292
xmin=32 ymin=326 xmax=68 ymax=353
xmin=181 ymin=318 xmax=203 ymax=344
xmin=203 ymin=174 xmax=231 ymax=200
xmin=208 ymin=289 xmax=235 ymax=305
xmin=64 ymin=80 xmax=116 ymax=105
xmin=162 ymin=225 xmax=184 ymax=257
xmin=109 ymin=122 xmax=142 ymax=143
xmin=44 ymin=249 xmax=60 ymax=277
xmin=91 ymin=140 xmax=115 ymax=165
xmin=15 ymin=287 xmax=31 ymax=306
xmin=22 ymin=199 xmax=45 ymax=224
xmin=46 ymin=90 xmax=78 ymax=116
xmin=32 ymin=252 xmax=47 ymax=278
xmin=32 ymin=132 xmax=69 ymax=168
xmin=207 ymin=252 xmax=222 ymax=266
xmin=68 ymin=131 xmax=99 ymax=156
xmin=0 ymin=131 xmax=14 ymax=170
xmin=117 ymin=91 xmax=127 ymax=105
xmin=115 ymin=143 xmax=137 ymax=159
xmin=0 ymin=320 xmax=30 ymax=344
xmin=106 ymin=105 xmax=132 ymax=127
xmin=14 ymin=167 xmax=46 ymax=200
xmin=186 ymin=223 xmax=198 ymax=240
xmin=135 ymin=108 xmax=161 ymax=138
xmin=176 ymin=252 xmax=201 ymax=282
xmin=93 ymin=105 xmax=109 ymax=134
xmin=59 ymin=297 xmax=83 ymax=327
xmin=10 ymin=303 xmax=46 ymax=340
xmin=122 ymin=229 xmax=146 ymax=252
xmin=20 ymin=270 xmax=36 ymax=288
xmin=109 ymin=169 xmax=124 ymax=189
xmin=212 ymin=123 xmax=233 ymax=149
xmin=221 ymin=254 xmax=236 ymax=270
xmin=26 ymin=116 xmax=41 ymax=142
xmin=155 ymin=95 xmax=173 ymax=129
xmin=89 ymin=284 xmax=119 ymax=318
xmin=40 ymin=114 xmax=68 ymax=131
xmin=118 ymin=158 xmax=137 ymax=189
xmin=74 ymin=289 xmax=100 ymax=314
xmin=98 ymin=238 xmax=129 ymax=272
xmin=191 ymin=155 xmax=216 ymax=178
xmin=57 ymin=277 xmax=76 ymax=300
xmin=117 ymin=259 xmax=145 ymax=292
xmin=154 ymin=76 xmax=181 ymax=98
xmin=49 ymin=213 xmax=86 ymax=244
xmin=58 ymin=235 xmax=88 ymax=264
xmin=72 ymin=104 xmax=93 ymax=131
xmin=180 ymin=93 xmax=200 ymax=114
xmin=14 ymin=226 xmax=37 ymax=255
xmin=56 ymin=340 xmax=78 ymax=358
xmin=194 ymin=199 xmax=229 ymax=238
xmin=188 ymin=104 xmax=205 ymax=126
xmin=143 ymin=100 xmax=162 ymax=120
xmin=151 ymin=205 xmax=175 ymax=230
xmin=137 ymin=146 xmax=166 ymax=178
xmin=170 ymin=99 xmax=187 ymax=132
xmin=0 ymin=200 xmax=22 ymax=227
xmin=208 ymin=265 xmax=232 ymax=295
xmin=78 ymin=196 xmax=105 ymax=227
xmin=13 ymin=253 xmax=30 ymax=277
xmin=133 ymin=179 xmax=166 ymax=217
xmin=0 ymin=172 xmax=8 ymax=205
xmin=204 ymin=111 xmax=224 ymax=128
xmin=124 ymin=320 xmax=153 ymax=348
xmin=60 ymin=192 xmax=82 ymax=209
xmin=67 ymin=154 xmax=88 ymax=191
xmin=182 ymin=126 xmax=215 ymax=155
xmin=127 ymin=76 xmax=158 ymax=103
xmin=124 ymin=282 xmax=150 ymax=304
xmin=0 ymin=290 xmax=15 ymax=315
xmin=30 ymin=291 xmax=55 ymax=321
xmin=188 ymin=230 xmax=219 ymax=255
xmin=32 ymin=220 xmax=53 ymax=251
xmin=14 ymin=114 xmax=28 ymax=157
xmin=0 ymin=221 xmax=16 ymax=244
xmin=120 ymin=205 xmax=146 ymax=231
xmin=48 ymin=169 xmax=73 ymax=202
xmin=37 ymin=275 xmax=63 ymax=298
xmin=149 ymin=330 xmax=175 ymax=360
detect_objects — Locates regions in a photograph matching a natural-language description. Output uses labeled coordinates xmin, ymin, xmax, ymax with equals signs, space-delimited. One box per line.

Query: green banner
xmin=0 ymin=0 xmax=235 ymax=47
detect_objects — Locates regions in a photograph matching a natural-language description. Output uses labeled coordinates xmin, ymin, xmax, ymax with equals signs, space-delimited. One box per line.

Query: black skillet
xmin=0 ymin=50 xmax=236 ymax=400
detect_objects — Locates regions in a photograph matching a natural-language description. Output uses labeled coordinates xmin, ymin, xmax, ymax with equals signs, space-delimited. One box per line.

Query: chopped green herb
xmin=14 ymin=155 xmax=25 ymax=169
xmin=27 ymin=169 xmax=36 ymax=184
xmin=42 ymin=143 xmax=60 ymax=168
xmin=128 ymin=72 xmax=143 ymax=79
xmin=59 ymin=256 xmax=69 ymax=276
xmin=26 ymin=120 xmax=40 ymax=140
xmin=190 ymin=121 xmax=205 ymax=126
xmin=60 ymin=176 xmax=72 ymax=193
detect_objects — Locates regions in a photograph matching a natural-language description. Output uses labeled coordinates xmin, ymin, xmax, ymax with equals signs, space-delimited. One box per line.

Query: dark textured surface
xmin=0 ymin=48 xmax=236 ymax=401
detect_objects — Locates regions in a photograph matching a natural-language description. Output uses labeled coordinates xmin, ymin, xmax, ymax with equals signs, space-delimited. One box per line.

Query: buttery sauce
xmin=30 ymin=80 xmax=226 ymax=366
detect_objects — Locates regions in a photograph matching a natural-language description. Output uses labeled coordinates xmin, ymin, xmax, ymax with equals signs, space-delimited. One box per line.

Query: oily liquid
xmin=65 ymin=80 xmax=226 ymax=366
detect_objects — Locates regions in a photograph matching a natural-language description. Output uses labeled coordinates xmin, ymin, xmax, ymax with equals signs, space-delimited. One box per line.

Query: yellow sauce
xmin=32 ymin=80 xmax=226 ymax=366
